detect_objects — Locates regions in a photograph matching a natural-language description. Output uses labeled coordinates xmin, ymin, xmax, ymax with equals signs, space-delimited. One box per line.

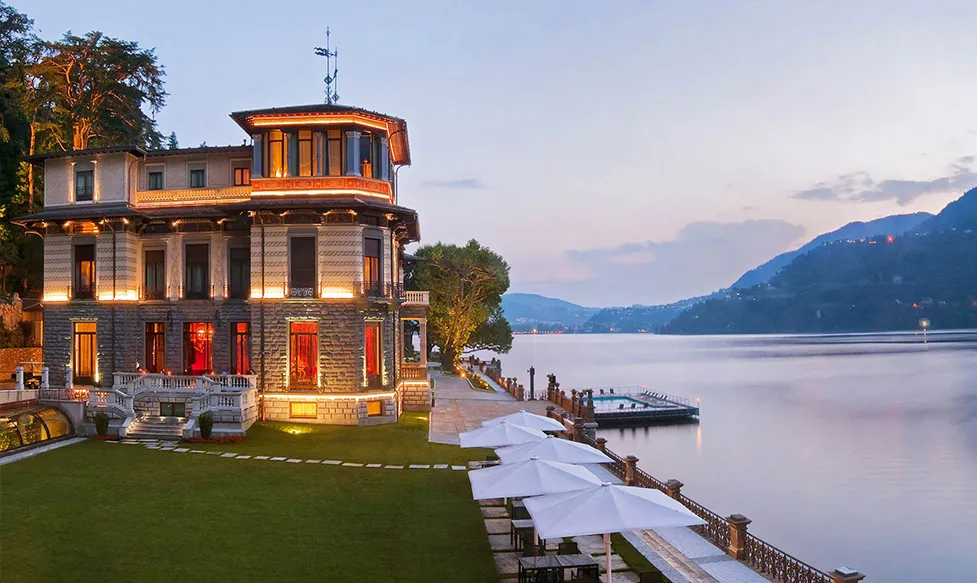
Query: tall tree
xmin=410 ymin=240 xmax=512 ymax=367
xmin=31 ymin=30 xmax=166 ymax=150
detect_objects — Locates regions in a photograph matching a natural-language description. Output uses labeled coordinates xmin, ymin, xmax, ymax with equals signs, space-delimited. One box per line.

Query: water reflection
xmin=487 ymin=332 xmax=977 ymax=583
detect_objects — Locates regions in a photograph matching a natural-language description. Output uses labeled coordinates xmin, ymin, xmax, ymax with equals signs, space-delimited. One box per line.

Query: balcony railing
xmin=403 ymin=291 xmax=429 ymax=306
xmin=288 ymin=285 xmax=316 ymax=299
xmin=354 ymin=281 xmax=404 ymax=300
xmin=400 ymin=364 xmax=429 ymax=380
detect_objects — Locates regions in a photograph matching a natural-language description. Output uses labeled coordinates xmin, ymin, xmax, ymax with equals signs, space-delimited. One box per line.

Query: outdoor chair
xmin=609 ymin=389 xmax=614 ymax=394
xmin=599 ymin=389 xmax=604 ymax=395
xmin=638 ymin=571 xmax=664 ymax=583
xmin=557 ymin=541 xmax=580 ymax=555
xmin=631 ymin=403 xmax=636 ymax=409
xmin=618 ymin=404 xmax=624 ymax=410
xmin=522 ymin=543 xmax=543 ymax=557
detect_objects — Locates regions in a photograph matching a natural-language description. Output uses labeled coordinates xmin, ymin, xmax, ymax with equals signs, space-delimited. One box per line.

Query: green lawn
xmin=0 ymin=414 xmax=497 ymax=583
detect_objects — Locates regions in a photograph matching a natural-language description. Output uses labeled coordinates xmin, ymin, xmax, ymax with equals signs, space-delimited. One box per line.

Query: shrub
xmin=198 ymin=412 xmax=214 ymax=440
xmin=94 ymin=412 xmax=109 ymax=436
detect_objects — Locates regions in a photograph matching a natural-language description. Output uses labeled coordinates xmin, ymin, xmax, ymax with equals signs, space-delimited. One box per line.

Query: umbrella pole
xmin=604 ymin=532 xmax=612 ymax=583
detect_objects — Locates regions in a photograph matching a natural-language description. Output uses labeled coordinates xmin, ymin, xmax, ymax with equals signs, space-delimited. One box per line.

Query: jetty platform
xmin=590 ymin=387 xmax=700 ymax=426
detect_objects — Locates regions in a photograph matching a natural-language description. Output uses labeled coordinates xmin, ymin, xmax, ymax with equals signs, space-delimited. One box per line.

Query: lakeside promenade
xmin=429 ymin=367 xmax=777 ymax=583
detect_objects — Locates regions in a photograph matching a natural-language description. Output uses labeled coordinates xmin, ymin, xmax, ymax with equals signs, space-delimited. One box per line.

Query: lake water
xmin=483 ymin=332 xmax=977 ymax=583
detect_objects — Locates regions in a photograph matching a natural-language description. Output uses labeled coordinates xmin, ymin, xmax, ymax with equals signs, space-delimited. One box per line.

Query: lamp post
xmin=527 ymin=366 xmax=535 ymax=400
xmin=919 ymin=318 xmax=930 ymax=342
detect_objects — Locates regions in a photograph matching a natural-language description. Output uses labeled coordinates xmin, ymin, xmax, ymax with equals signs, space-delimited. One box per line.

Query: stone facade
xmin=263 ymin=395 xmax=396 ymax=426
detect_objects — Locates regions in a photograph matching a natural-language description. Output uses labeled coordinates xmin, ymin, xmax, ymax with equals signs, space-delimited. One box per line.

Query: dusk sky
xmin=21 ymin=0 xmax=977 ymax=306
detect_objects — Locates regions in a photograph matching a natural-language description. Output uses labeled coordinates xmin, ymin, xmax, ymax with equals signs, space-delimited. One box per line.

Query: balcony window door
xmin=289 ymin=322 xmax=318 ymax=388
xmin=232 ymin=322 xmax=250 ymax=375
xmin=145 ymin=322 xmax=165 ymax=373
xmin=327 ymin=130 xmax=342 ymax=176
xmin=363 ymin=238 xmax=381 ymax=295
xmin=73 ymin=244 xmax=96 ymax=300
xmin=228 ymin=247 xmax=250 ymax=300
xmin=365 ymin=322 xmax=382 ymax=389
xmin=183 ymin=323 xmax=213 ymax=376
xmin=267 ymin=129 xmax=284 ymax=177
xmin=359 ymin=133 xmax=374 ymax=178
xmin=144 ymin=249 xmax=166 ymax=299
xmin=73 ymin=322 xmax=97 ymax=384
xmin=289 ymin=236 xmax=316 ymax=298
xmin=184 ymin=244 xmax=209 ymax=299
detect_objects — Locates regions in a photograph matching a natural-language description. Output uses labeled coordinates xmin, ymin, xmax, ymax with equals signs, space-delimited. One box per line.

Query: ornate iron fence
xmin=745 ymin=534 xmax=833 ymax=583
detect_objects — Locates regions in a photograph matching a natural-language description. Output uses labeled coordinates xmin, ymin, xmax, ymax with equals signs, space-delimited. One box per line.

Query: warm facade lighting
xmin=250 ymin=288 xmax=286 ymax=299
xmin=250 ymin=115 xmax=389 ymax=132
xmin=320 ymin=286 xmax=354 ymax=299
xmin=97 ymin=290 xmax=139 ymax=301
xmin=43 ymin=292 xmax=69 ymax=302
xmin=262 ymin=392 xmax=396 ymax=402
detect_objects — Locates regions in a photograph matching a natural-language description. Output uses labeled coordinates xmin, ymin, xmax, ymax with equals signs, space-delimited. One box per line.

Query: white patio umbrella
xmin=468 ymin=456 xmax=603 ymax=500
xmin=495 ymin=435 xmax=613 ymax=465
xmin=481 ymin=409 xmax=567 ymax=432
xmin=458 ymin=420 xmax=546 ymax=448
xmin=524 ymin=482 xmax=706 ymax=583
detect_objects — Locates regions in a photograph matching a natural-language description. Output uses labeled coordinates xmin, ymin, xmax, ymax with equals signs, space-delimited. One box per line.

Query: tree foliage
xmin=410 ymin=240 xmax=512 ymax=366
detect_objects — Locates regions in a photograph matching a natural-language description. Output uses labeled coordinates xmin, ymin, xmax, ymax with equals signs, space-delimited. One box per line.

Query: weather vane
xmin=314 ymin=28 xmax=340 ymax=105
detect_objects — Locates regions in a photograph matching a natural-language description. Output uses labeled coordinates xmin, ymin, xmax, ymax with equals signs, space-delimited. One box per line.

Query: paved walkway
xmin=429 ymin=368 xmax=553 ymax=445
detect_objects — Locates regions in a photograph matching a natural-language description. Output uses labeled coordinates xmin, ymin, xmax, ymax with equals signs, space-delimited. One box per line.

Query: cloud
xmin=523 ymin=219 xmax=805 ymax=306
xmin=793 ymin=156 xmax=977 ymax=206
xmin=421 ymin=178 xmax=486 ymax=189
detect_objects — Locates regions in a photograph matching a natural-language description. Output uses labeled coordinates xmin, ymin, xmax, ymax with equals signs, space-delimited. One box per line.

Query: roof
xmin=229 ymin=103 xmax=411 ymax=166
xmin=24 ymin=146 xmax=145 ymax=163
xmin=145 ymin=145 xmax=253 ymax=157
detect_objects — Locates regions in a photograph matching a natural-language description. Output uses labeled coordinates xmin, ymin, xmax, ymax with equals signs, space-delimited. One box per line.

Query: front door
xmin=160 ymin=402 xmax=187 ymax=417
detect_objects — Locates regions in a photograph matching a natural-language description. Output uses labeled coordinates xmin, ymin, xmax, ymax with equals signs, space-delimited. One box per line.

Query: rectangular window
xmin=286 ymin=132 xmax=299 ymax=177
xmin=144 ymin=249 xmax=166 ymax=299
xmin=298 ymin=130 xmax=313 ymax=177
xmin=327 ymin=129 xmax=342 ymax=176
xmin=75 ymin=165 xmax=94 ymax=202
xmin=233 ymin=167 xmax=251 ymax=186
xmin=289 ymin=322 xmax=318 ymax=388
xmin=189 ymin=168 xmax=206 ymax=188
xmin=228 ymin=247 xmax=250 ymax=300
xmin=290 ymin=402 xmax=317 ymax=419
xmin=183 ymin=322 xmax=213 ymax=376
xmin=365 ymin=322 xmax=382 ymax=388
xmin=252 ymin=133 xmax=263 ymax=178
xmin=184 ymin=243 xmax=209 ymax=299
xmin=289 ymin=236 xmax=316 ymax=298
xmin=358 ymin=133 xmax=374 ymax=179
xmin=232 ymin=322 xmax=250 ymax=375
xmin=267 ymin=129 xmax=284 ymax=177
xmin=73 ymin=322 xmax=97 ymax=384
xmin=74 ymin=244 xmax=96 ymax=300
xmin=363 ymin=238 xmax=381 ymax=295
xmin=366 ymin=400 xmax=383 ymax=417
xmin=145 ymin=322 xmax=165 ymax=373
xmin=148 ymin=171 xmax=164 ymax=190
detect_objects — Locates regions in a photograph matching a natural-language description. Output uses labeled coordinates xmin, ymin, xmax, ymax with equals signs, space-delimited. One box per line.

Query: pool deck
xmin=592 ymin=391 xmax=700 ymax=425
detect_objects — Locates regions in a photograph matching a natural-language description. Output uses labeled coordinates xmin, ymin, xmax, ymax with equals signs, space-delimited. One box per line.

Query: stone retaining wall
xmin=400 ymin=381 xmax=432 ymax=412
xmin=263 ymin=395 xmax=397 ymax=426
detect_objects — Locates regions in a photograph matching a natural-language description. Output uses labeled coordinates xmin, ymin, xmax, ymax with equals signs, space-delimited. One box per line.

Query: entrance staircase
xmin=126 ymin=416 xmax=187 ymax=440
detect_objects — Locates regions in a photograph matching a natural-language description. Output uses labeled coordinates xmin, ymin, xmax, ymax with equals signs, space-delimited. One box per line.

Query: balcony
xmin=403 ymin=291 xmax=429 ymax=306
xmin=251 ymin=176 xmax=393 ymax=203
xmin=134 ymin=185 xmax=251 ymax=207
xmin=355 ymin=281 xmax=404 ymax=301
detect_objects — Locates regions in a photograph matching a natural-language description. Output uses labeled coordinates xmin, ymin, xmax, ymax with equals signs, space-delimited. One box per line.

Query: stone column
xmin=829 ymin=568 xmax=865 ymax=583
xmin=65 ymin=365 xmax=73 ymax=389
xmin=624 ymin=455 xmax=639 ymax=485
xmin=14 ymin=366 xmax=24 ymax=390
xmin=726 ymin=514 xmax=751 ymax=560
xmin=345 ymin=131 xmax=362 ymax=176
xmin=41 ymin=367 xmax=49 ymax=389
xmin=418 ymin=319 xmax=428 ymax=366
xmin=595 ymin=437 xmax=607 ymax=453
xmin=573 ymin=416 xmax=584 ymax=442
xmin=665 ymin=479 xmax=683 ymax=500
xmin=211 ymin=232 xmax=225 ymax=300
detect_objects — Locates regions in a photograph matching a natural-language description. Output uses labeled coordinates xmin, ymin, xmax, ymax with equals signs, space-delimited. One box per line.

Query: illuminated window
xmin=314 ymin=132 xmax=325 ymax=176
xmin=144 ymin=249 xmax=166 ymax=299
xmin=232 ymin=322 xmax=250 ymax=375
xmin=363 ymin=238 xmax=381 ymax=295
xmin=327 ymin=130 xmax=342 ymax=176
xmin=366 ymin=400 xmax=383 ymax=417
xmin=233 ymin=166 xmax=251 ymax=186
xmin=183 ymin=322 xmax=213 ymax=376
xmin=145 ymin=322 xmax=165 ymax=373
xmin=298 ymin=130 xmax=313 ymax=177
xmin=290 ymin=402 xmax=317 ymax=419
xmin=289 ymin=322 xmax=318 ymax=388
xmin=289 ymin=237 xmax=316 ymax=298
xmin=189 ymin=168 xmax=206 ymax=188
xmin=267 ymin=129 xmax=284 ymax=177
xmin=73 ymin=244 xmax=96 ymax=300
xmin=75 ymin=163 xmax=94 ymax=201
xmin=73 ymin=322 xmax=96 ymax=384
xmin=228 ymin=247 xmax=249 ymax=300
xmin=365 ymin=322 xmax=382 ymax=388
xmin=359 ymin=133 xmax=373 ymax=178
xmin=148 ymin=171 xmax=164 ymax=190
xmin=184 ymin=244 xmax=209 ymax=299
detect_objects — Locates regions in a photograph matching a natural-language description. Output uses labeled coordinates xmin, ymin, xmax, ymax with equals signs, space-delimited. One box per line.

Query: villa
xmin=15 ymin=102 xmax=432 ymax=438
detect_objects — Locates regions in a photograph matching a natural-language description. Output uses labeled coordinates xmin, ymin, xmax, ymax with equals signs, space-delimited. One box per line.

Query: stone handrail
xmin=402 ymin=291 xmax=430 ymax=305
xmin=113 ymin=372 xmax=256 ymax=395
xmin=88 ymin=387 xmax=134 ymax=416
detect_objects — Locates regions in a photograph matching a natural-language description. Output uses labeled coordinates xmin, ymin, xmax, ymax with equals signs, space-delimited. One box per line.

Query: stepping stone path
xmin=103 ymin=439 xmax=477 ymax=478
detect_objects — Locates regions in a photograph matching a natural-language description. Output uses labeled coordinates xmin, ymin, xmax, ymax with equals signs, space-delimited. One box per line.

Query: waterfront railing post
xmin=665 ymin=479 xmax=684 ymax=500
xmin=726 ymin=514 xmax=751 ymax=560
xmin=624 ymin=455 xmax=639 ymax=485
xmin=595 ymin=437 xmax=607 ymax=453
xmin=545 ymin=405 xmax=556 ymax=421
xmin=573 ymin=417 xmax=584 ymax=442
xmin=570 ymin=389 xmax=578 ymax=416
xmin=829 ymin=568 xmax=866 ymax=583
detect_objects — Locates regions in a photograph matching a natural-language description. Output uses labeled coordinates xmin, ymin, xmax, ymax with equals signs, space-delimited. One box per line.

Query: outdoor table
xmin=517 ymin=554 xmax=564 ymax=583
xmin=512 ymin=499 xmax=531 ymax=520
xmin=556 ymin=553 xmax=599 ymax=580
xmin=510 ymin=519 xmax=536 ymax=550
